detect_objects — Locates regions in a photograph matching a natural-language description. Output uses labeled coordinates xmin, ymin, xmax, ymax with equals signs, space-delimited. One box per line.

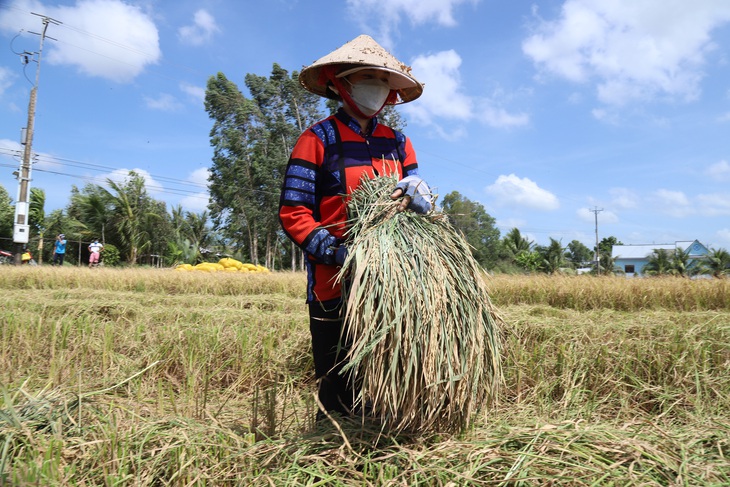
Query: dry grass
xmin=338 ymin=175 xmax=502 ymax=434
xmin=0 ymin=266 xmax=727 ymax=485
xmin=488 ymin=273 xmax=730 ymax=311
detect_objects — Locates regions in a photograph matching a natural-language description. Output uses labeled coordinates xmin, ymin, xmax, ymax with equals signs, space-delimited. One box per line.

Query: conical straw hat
xmin=299 ymin=35 xmax=423 ymax=103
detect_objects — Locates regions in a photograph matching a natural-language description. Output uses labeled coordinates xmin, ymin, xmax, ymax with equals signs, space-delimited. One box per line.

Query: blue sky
xmin=1 ymin=0 xmax=730 ymax=250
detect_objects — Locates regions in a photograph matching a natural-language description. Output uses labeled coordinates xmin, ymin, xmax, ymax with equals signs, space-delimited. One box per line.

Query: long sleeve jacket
xmin=279 ymin=109 xmax=420 ymax=303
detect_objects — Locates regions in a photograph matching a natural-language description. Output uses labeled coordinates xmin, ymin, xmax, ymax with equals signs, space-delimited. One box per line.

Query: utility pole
xmin=591 ymin=206 xmax=603 ymax=272
xmin=12 ymin=13 xmax=60 ymax=265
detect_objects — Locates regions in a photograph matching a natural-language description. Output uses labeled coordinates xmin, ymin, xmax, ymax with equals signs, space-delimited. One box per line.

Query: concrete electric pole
xmin=591 ymin=206 xmax=603 ymax=272
xmin=12 ymin=13 xmax=60 ymax=265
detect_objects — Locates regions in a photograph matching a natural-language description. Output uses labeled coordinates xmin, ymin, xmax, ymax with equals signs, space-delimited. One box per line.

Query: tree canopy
xmin=204 ymin=65 xmax=323 ymax=268
xmin=440 ymin=191 xmax=501 ymax=269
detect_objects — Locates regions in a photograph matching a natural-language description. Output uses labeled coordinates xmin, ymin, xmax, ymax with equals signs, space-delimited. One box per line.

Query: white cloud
xmin=646 ymin=188 xmax=730 ymax=218
xmin=651 ymin=188 xmax=693 ymax=217
xmin=609 ymin=187 xmax=639 ymax=209
xmin=523 ymin=0 xmax=730 ymax=106
xmin=0 ymin=140 xmax=23 ymax=180
xmin=706 ymin=160 xmax=730 ymax=180
xmin=0 ymin=138 xmax=22 ymax=154
xmin=653 ymin=188 xmax=690 ymax=205
xmin=403 ymin=50 xmax=528 ymax=131
xmin=188 ymin=167 xmax=210 ymax=186
xmin=178 ymin=193 xmax=209 ymax=213
xmin=346 ymin=0 xmax=478 ymax=46
xmin=144 ymin=93 xmax=183 ymax=111
xmin=0 ymin=0 xmax=160 ymax=83
xmin=717 ymin=228 xmax=730 ymax=246
xmin=497 ymin=218 xmax=527 ymax=232
xmin=406 ymin=50 xmax=472 ymax=122
xmin=477 ymin=98 xmax=530 ymax=128
xmin=0 ymin=139 xmax=62 ymax=175
xmin=178 ymin=9 xmax=220 ymax=46
xmin=485 ymin=174 xmax=559 ymax=210
xmin=696 ymin=192 xmax=730 ymax=216
xmin=599 ymin=209 xmax=619 ymax=224
xmin=179 ymin=82 xmax=206 ymax=105
xmin=0 ymin=67 xmax=14 ymax=97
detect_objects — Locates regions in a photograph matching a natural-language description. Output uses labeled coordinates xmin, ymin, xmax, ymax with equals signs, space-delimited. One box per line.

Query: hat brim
xmin=298 ymin=35 xmax=423 ymax=104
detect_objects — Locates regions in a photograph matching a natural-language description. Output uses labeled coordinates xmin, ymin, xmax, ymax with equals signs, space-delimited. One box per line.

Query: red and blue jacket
xmin=279 ymin=108 xmax=420 ymax=303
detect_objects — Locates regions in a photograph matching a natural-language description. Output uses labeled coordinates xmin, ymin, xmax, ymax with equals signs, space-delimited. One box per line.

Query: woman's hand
xmin=390 ymin=175 xmax=433 ymax=214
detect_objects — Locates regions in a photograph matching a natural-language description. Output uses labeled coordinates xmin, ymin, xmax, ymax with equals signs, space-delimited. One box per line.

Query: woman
xmin=279 ymin=35 xmax=433 ymax=418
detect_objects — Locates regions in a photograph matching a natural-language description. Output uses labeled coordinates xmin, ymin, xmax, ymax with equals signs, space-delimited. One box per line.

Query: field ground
xmin=0 ymin=268 xmax=728 ymax=485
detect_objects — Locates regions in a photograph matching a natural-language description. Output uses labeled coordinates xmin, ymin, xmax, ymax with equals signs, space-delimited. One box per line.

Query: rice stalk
xmin=0 ymin=361 xmax=159 ymax=436
xmin=337 ymin=174 xmax=503 ymax=434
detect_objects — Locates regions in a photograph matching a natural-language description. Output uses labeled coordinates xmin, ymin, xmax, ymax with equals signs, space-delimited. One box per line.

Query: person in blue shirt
xmin=53 ymin=234 xmax=67 ymax=266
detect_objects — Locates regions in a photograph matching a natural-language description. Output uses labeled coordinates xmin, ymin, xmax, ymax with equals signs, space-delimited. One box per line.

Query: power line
xmin=0 ymin=147 xmax=280 ymax=199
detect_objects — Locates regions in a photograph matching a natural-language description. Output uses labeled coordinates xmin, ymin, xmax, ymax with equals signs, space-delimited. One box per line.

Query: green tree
xmin=377 ymin=105 xmax=407 ymax=132
xmin=502 ymin=228 xmax=533 ymax=260
xmin=440 ymin=191 xmax=501 ymax=268
xmin=697 ymin=247 xmax=730 ymax=278
xmin=68 ymin=183 xmax=113 ymax=244
xmin=28 ymin=187 xmax=46 ymax=263
xmin=101 ymin=243 xmax=121 ymax=267
xmin=596 ymin=236 xmax=623 ymax=275
xmin=514 ymin=250 xmax=543 ymax=272
xmin=671 ymin=247 xmax=692 ymax=277
xmin=205 ymin=66 xmax=322 ymax=268
xmin=536 ymin=238 xmax=566 ymax=274
xmin=643 ymin=248 xmax=675 ymax=276
xmin=102 ymin=172 xmax=160 ymax=265
xmin=167 ymin=205 xmax=196 ymax=265
xmin=565 ymin=240 xmax=592 ymax=268
xmin=67 ymin=177 xmax=171 ymax=266
xmin=0 ymin=184 xmax=14 ymax=242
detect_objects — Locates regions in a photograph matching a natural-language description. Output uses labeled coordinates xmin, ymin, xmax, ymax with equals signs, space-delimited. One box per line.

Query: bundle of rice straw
xmin=336 ymin=173 xmax=503 ymax=434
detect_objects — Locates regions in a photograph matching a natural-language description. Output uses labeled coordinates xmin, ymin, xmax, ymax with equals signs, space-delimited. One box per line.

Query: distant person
xmin=21 ymin=247 xmax=32 ymax=264
xmin=88 ymin=238 xmax=103 ymax=268
xmin=53 ymin=234 xmax=67 ymax=266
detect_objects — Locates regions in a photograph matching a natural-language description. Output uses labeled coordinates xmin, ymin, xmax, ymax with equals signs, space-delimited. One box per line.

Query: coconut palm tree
xmin=28 ymin=187 xmax=46 ymax=264
xmin=538 ymin=238 xmax=566 ymax=274
xmin=671 ymin=247 xmax=691 ymax=277
xmin=503 ymin=228 xmax=533 ymax=258
xmin=643 ymin=248 xmax=676 ymax=276
xmin=696 ymin=248 xmax=730 ymax=278
xmin=102 ymin=172 xmax=159 ymax=265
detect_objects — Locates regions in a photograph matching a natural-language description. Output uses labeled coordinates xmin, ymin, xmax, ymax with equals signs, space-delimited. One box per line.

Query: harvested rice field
xmin=0 ymin=267 xmax=728 ymax=485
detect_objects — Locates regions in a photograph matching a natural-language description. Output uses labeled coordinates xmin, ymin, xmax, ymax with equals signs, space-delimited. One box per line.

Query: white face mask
xmin=347 ymin=78 xmax=391 ymax=116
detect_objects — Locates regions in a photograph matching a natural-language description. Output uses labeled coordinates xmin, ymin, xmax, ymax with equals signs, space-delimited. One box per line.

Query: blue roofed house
xmin=612 ymin=240 xmax=710 ymax=277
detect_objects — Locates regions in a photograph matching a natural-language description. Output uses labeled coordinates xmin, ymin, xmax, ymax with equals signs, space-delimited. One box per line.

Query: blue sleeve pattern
xmin=281 ymin=160 xmax=317 ymax=208
xmin=304 ymin=228 xmax=339 ymax=264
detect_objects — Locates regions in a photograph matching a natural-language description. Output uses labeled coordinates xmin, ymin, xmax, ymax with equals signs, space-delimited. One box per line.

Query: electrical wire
xmin=0 ymin=145 xmax=280 ymax=199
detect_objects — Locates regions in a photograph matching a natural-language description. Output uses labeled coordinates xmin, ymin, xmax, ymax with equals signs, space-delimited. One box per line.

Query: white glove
xmin=391 ymin=175 xmax=433 ymax=214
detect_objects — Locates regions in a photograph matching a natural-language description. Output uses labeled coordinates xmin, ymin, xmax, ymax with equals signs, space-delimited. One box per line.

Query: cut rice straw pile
xmin=337 ymin=173 xmax=503 ymax=434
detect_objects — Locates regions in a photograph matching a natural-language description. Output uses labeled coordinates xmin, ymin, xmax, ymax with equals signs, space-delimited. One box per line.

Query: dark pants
xmin=53 ymin=252 xmax=65 ymax=266
xmin=309 ymin=299 xmax=355 ymax=416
